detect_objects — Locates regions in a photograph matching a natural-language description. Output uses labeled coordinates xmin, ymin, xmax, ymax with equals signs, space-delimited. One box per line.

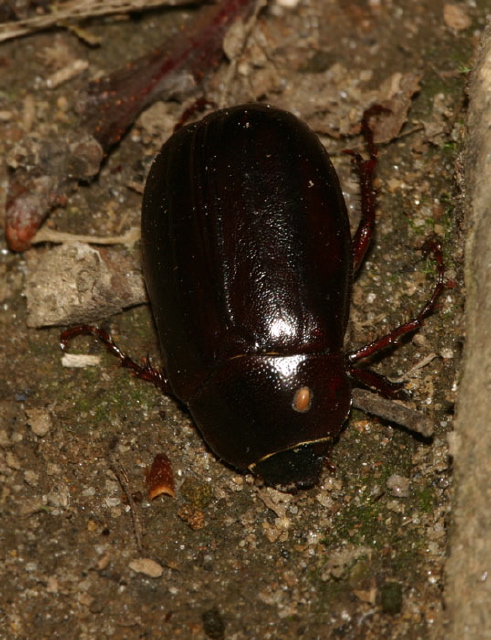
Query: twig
xmin=0 ymin=0 xmax=195 ymax=43
xmin=109 ymin=455 xmax=144 ymax=554
xmin=352 ymin=388 xmax=434 ymax=437
xmin=391 ymin=353 xmax=439 ymax=383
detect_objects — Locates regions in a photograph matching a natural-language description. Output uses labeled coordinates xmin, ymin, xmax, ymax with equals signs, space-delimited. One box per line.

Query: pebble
xmin=129 ymin=558 xmax=164 ymax=578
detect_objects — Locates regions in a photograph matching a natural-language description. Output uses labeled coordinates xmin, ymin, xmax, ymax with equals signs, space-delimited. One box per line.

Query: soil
xmin=0 ymin=1 xmax=480 ymax=638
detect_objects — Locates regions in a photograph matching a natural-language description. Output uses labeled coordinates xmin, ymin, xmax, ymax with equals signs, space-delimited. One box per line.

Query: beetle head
xmin=250 ymin=441 xmax=328 ymax=491
xmin=188 ymin=354 xmax=351 ymax=490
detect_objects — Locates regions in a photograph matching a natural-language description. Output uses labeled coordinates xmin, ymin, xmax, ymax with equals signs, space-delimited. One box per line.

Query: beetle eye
xmin=292 ymin=386 xmax=313 ymax=413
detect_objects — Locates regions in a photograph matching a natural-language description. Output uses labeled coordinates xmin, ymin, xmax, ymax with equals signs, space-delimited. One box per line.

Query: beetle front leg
xmin=60 ymin=325 xmax=172 ymax=395
xmin=347 ymin=239 xmax=445 ymax=365
xmin=347 ymin=105 xmax=387 ymax=274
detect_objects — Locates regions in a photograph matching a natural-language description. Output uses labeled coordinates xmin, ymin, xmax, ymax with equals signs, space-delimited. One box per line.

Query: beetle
xmin=62 ymin=103 xmax=444 ymax=490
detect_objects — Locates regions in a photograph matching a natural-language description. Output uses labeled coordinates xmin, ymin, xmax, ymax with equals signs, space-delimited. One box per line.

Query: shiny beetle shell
xmin=141 ymin=103 xmax=353 ymax=488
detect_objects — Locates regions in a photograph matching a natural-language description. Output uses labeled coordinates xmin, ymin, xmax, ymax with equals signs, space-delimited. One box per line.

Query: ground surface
xmin=0 ymin=1 xmax=481 ymax=638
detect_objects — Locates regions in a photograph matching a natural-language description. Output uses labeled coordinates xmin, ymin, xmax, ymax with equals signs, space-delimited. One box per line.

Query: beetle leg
xmin=60 ymin=324 xmax=172 ymax=395
xmin=346 ymin=106 xmax=381 ymax=274
xmin=347 ymin=239 xmax=445 ymax=364
xmin=347 ymin=365 xmax=405 ymax=398
xmin=173 ymin=97 xmax=217 ymax=132
xmin=347 ymin=105 xmax=393 ymax=274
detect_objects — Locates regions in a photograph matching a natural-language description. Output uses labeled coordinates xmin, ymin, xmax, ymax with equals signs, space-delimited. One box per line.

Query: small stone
xmin=46 ymin=576 xmax=59 ymax=593
xmin=25 ymin=408 xmax=51 ymax=437
xmin=443 ymin=4 xmax=472 ymax=31
xmin=24 ymin=470 xmax=39 ymax=487
xmin=129 ymin=557 xmax=164 ymax=578
xmin=6 ymin=452 xmax=21 ymax=470
xmin=46 ymin=485 xmax=70 ymax=508
xmin=387 ymin=474 xmax=411 ymax=498
xmin=177 ymin=505 xmax=206 ymax=530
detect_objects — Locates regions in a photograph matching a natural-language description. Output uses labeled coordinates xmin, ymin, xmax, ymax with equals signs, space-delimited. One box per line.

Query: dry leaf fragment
xmin=372 ymin=72 xmax=423 ymax=143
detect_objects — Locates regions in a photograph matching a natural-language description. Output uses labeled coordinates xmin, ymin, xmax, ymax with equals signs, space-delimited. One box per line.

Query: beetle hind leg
xmin=347 ymin=365 xmax=407 ymax=399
